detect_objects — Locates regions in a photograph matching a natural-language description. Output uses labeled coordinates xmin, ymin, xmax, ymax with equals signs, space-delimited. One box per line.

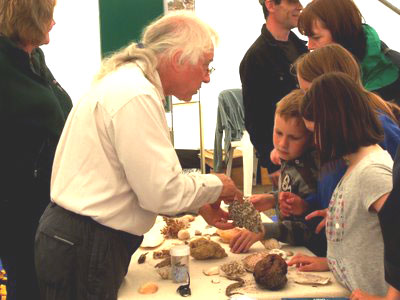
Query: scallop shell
xmin=292 ymin=272 xmax=330 ymax=285
xmin=138 ymin=282 xmax=159 ymax=294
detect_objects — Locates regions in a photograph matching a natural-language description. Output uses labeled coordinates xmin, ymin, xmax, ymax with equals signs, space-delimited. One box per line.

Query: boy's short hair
xmin=276 ymin=89 xmax=305 ymax=122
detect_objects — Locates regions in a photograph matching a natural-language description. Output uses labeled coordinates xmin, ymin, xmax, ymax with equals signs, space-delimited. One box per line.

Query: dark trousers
xmin=0 ymin=202 xmax=43 ymax=300
xmin=34 ymin=203 xmax=143 ymax=300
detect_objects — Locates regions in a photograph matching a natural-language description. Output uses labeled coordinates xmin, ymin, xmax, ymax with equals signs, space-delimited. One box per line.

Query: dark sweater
xmin=239 ymin=25 xmax=308 ymax=171
xmin=0 ymin=36 xmax=72 ymax=212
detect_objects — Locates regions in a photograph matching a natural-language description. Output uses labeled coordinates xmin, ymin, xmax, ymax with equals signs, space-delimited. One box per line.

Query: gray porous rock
xmin=228 ymin=198 xmax=263 ymax=233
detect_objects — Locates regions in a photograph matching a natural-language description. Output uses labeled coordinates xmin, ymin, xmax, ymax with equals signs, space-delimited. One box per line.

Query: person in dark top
xmin=0 ymin=0 xmax=73 ymax=299
xmin=239 ymin=0 xmax=308 ymax=182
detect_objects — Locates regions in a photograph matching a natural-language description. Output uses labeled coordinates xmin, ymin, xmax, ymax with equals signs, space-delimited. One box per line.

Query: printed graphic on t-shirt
xmin=326 ymin=186 xmax=345 ymax=242
xmin=327 ymin=257 xmax=352 ymax=291
xmin=281 ymin=174 xmax=292 ymax=193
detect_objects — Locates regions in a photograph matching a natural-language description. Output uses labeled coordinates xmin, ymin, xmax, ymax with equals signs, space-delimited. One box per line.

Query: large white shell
xmin=141 ymin=217 xmax=165 ymax=248
xmin=292 ymin=272 xmax=330 ymax=285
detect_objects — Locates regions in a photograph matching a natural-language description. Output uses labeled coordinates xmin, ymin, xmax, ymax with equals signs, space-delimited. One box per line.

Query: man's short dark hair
xmin=259 ymin=0 xmax=282 ymax=19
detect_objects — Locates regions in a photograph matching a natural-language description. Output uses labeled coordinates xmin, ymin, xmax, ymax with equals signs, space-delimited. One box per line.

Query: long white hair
xmin=94 ymin=10 xmax=219 ymax=88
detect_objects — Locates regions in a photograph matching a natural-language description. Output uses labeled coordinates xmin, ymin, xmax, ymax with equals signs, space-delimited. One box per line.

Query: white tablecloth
xmin=118 ymin=214 xmax=350 ymax=300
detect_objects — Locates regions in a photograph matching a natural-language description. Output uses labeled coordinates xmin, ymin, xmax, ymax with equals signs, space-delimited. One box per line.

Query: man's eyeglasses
xmin=208 ymin=66 xmax=216 ymax=75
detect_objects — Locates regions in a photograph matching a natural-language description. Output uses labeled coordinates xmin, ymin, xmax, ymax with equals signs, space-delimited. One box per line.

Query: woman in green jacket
xmin=0 ymin=0 xmax=72 ymax=299
xmin=297 ymin=0 xmax=400 ymax=105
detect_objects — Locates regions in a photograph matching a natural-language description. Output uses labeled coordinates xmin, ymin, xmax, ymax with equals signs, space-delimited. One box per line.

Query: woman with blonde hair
xmin=0 ymin=0 xmax=73 ymax=299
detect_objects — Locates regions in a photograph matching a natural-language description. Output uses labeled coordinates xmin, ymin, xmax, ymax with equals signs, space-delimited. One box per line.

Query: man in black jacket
xmin=240 ymin=0 xmax=308 ymax=184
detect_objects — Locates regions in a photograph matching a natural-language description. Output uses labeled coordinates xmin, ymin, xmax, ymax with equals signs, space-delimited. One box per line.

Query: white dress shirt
xmin=51 ymin=63 xmax=222 ymax=235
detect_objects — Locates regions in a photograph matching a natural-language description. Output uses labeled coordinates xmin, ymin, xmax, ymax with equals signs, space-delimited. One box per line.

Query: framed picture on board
xmin=164 ymin=0 xmax=195 ymax=12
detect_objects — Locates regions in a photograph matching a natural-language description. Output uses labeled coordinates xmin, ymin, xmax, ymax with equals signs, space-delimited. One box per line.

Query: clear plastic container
xmin=170 ymin=245 xmax=190 ymax=283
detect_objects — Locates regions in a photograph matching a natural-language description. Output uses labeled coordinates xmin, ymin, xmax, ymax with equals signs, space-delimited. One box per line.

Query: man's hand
xmin=214 ymin=173 xmax=242 ymax=204
xmin=229 ymin=229 xmax=264 ymax=253
xmin=279 ymin=192 xmax=308 ymax=217
xmin=305 ymin=209 xmax=328 ymax=233
xmin=199 ymin=203 xmax=234 ymax=230
xmin=287 ymin=253 xmax=329 ymax=272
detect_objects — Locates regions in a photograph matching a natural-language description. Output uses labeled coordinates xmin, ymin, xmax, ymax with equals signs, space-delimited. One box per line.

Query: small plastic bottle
xmin=170 ymin=245 xmax=190 ymax=283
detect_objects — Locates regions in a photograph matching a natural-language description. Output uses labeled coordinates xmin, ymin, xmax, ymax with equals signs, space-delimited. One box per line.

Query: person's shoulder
xmin=359 ymin=149 xmax=393 ymax=174
xmin=97 ymin=64 xmax=160 ymax=109
xmin=288 ymin=31 xmax=308 ymax=51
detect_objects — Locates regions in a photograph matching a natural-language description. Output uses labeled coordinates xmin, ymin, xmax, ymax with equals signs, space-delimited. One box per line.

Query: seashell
xmin=138 ymin=282 xmax=159 ymax=294
xmin=203 ymin=266 xmax=220 ymax=276
xmin=216 ymin=228 xmax=243 ymax=243
xmin=177 ymin=229 xmax=190 ymax=240
xmin=195 ymin=230 xmax=202 ymax=236
xmin=242 ymin=251 xmax=269 ymax=272
xmin=141 ymin=221 xmax=165 ymax=248
xmin=180 ymin=215 xmax=195 ymax=223
xmin=269 ymin=248 xmax=287 ymax=259
xmin=211 ymin=278 xmax=220 ymax=284
xmin=292 ymin=272 xmax=330 ymax=285
xmin=261 ymin=238 xmax=281 ymax=250
xmin=156 ymin=266 xmax=171 ymax=280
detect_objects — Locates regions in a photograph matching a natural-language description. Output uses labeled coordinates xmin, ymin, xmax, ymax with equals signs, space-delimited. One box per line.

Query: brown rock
xmin=253 ymin=254 xmax=287 ymax=290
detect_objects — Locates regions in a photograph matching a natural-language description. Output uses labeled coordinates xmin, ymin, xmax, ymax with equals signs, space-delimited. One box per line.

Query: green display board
xmin=99 ymin=0 xmax=164 ymax=58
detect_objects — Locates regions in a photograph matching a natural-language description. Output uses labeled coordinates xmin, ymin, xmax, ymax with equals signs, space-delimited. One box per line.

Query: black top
xmin=239 ymin=25 xmax=308 ymax=171
xmin=0 ymin=36 xmax=73 ymax=214
xmin=378 ymin=145 xmax=400 ymax=290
